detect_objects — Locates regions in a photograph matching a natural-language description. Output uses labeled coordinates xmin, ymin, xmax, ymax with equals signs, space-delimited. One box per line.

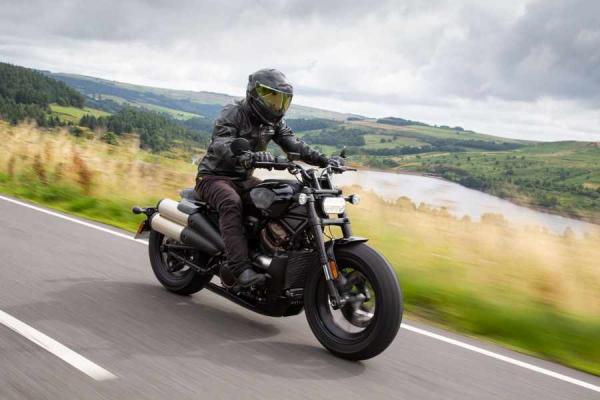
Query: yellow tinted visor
xmin=255 ymin=83 xmax=293 ymax=113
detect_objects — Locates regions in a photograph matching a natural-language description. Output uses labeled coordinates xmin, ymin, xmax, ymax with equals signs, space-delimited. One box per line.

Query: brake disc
xmin=340 ymin=271 xmax=375 ymax=328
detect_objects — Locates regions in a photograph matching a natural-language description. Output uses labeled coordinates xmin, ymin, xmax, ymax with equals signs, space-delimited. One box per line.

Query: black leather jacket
xmin=197 ymin=100 xmax=328 ymax=180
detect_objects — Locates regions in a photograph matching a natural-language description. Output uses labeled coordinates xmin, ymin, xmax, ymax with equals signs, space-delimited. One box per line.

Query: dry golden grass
xmin=343 ymin=187 xmax=600 ymax=318
xmin=0 ymin=122 xmax=199 ymax=203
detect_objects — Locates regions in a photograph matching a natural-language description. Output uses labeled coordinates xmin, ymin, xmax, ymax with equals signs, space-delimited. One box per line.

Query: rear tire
xmin=304 ymin=243 xmax=403 ymax=360
xmin=149 ymin=230 xmax=213 ymax=295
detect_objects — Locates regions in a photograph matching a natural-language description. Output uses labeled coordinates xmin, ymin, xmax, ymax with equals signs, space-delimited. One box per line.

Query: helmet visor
xmin=255 ymin=83 xmax=293 ymax=113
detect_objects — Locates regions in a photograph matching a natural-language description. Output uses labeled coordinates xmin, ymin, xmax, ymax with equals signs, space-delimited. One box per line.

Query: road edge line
xmin=0 ymin=309 xmax=117 ymax=381
xmin=401 ymin=324 xmax=600 ymax=393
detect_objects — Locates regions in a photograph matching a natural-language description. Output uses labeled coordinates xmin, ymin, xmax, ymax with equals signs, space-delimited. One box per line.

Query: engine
xmin=260 ymin=221 xmax=290 ymax=253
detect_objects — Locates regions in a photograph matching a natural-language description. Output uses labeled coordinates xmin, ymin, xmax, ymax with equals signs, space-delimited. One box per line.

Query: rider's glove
xmin=238 ymin=152 xmax=253 ymax=169
xmin=328 ymin=155 xmax=345 ymax=169
xmin=253 ymin=151 xmax=275 ymax=163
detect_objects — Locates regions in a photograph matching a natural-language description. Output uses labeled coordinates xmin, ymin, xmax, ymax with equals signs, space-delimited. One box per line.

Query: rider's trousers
xmin=195 ymin=175 xmax=261 ymax=275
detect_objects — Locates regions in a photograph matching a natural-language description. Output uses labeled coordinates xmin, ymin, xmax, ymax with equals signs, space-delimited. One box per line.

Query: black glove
xmin=238 ymin=152 xmax=253 ymax=169
xmin=328 ymin=155 xmax=345 ymax=169
xmin=253 ymin=151 xmax=275 ymax=163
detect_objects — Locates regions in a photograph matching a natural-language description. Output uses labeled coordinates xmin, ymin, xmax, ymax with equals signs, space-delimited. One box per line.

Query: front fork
xmin=306 ymin=196 xmax=348 ymax=309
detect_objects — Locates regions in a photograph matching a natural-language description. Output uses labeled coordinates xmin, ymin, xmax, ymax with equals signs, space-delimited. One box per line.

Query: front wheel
xmin=148 ymin=230 xmax=213 ymax=295
xmin=304 ymin=243 xmax=403 ymax=360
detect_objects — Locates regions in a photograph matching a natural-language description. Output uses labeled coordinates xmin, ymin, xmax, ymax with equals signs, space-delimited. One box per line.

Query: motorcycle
xmin=132 ymin=138 xmax=403 ymax=360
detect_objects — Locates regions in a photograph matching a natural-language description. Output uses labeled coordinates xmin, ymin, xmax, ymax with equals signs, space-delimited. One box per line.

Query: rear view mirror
xmin=230 ymin=138 xmax=251 ymax=156
xmin=340 ymin=146 xmax=347 ymax=159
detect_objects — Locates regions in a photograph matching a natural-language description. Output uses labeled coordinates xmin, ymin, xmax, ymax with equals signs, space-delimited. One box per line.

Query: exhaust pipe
xmin=150 ymin=214 xmax=184 ymax=241
xmin=151 ymin=198 xmax=224 ymax=255
xmin=158 ymin=199 xmax=188 ymax=226
xmin=158 ymin=199 xmax=224 ymax=252
xmin=151 ymin=214 xmax=222 ymax=255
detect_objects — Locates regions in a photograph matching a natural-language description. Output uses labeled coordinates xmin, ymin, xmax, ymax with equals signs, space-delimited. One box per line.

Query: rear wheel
xmin=148 ymin=230 xmax=213 ymax=295
xmin=304 ymin=243 xmax=403 ymax=360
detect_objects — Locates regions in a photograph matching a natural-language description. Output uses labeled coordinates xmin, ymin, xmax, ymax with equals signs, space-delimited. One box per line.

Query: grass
xmin=137 ymin=103 xmax=200 ymax=120
xmin=363 ymin=133 xmax=424 ymax=149
xmin=86 ymin=95 xmax=201 ymax=120
xmin=2 ymin=120 xmax=600 ymax=375
xmin=50 ymin=104 xmax=110 ymax=123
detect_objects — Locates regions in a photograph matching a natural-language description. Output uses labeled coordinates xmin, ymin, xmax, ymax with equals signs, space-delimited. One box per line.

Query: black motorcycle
xmin=132 ymin=138 xmax=402 ymax=360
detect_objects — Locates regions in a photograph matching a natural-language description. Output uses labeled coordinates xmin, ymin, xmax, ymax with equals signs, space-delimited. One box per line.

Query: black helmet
xmin=246 ymin=68 xmax=293 ymax=124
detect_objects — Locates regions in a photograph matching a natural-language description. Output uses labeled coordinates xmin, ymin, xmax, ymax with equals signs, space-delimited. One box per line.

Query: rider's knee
xmin=219 ymin=196 xmax=243 ymax=214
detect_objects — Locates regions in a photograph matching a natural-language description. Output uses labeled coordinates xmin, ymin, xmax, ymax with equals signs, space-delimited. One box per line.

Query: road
xmin=1 ymin=195 xmax=599 ymax=400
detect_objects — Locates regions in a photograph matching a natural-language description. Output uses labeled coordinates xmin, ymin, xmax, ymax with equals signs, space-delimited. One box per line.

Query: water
xmin=257 ymin=168 xmax=600 ymax=236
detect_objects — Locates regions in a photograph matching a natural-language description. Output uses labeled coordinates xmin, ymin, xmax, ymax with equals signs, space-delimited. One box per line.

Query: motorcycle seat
xmin=180 ymin=188 xmax=208 ymax=207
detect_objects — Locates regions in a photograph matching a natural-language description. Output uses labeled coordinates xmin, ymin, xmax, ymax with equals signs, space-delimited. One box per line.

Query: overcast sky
xmin=1 ymin=0 xmax=599 ymax=141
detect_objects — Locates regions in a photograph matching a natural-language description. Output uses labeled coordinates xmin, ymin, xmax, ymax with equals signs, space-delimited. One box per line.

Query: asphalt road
xmin=1 ymin=195 xmax=599 ymax=400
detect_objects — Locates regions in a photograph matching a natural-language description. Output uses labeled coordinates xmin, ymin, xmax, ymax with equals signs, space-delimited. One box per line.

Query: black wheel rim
xmin=315 ymin=261 xmax=378 ymax=341
xmin=158 ymin=237 xmax=196 ymax=282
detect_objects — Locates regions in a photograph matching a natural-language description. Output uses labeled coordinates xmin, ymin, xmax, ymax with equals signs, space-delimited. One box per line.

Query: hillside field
xmin=50 ymin=104 xmax=110 ymax=122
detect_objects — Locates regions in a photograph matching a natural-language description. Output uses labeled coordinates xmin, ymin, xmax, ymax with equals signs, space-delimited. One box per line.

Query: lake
xmin=257 ymin=168 xmax=600 ymax=236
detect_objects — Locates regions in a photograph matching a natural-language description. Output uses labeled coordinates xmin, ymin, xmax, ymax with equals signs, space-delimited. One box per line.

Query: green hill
xmin=0 ymin=62 xmax=84 ymax=126
xmin=393 ymin=141 xmax=600 ymax=222
xmin=44 ymin=72 xmax=360 ymax=121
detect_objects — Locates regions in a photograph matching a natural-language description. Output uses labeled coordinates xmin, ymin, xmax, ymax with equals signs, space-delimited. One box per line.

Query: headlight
xmin=322 ymin=197 xmax=346 ymax=214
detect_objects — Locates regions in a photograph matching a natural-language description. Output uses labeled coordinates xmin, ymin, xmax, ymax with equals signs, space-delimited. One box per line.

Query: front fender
xmin=326 ymin=236 xmax=368 ymax=247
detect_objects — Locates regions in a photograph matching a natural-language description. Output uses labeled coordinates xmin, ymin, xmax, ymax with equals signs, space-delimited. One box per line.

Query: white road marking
xmin=401 ymin=324 xmax=600 ymax=393
xmin=1 ymin=194 xmax=599 ymax=392
xmin=0 ymin=309 xmax=117 ymax=381
xmin=0 ymin=194 xmax=148 ymax=245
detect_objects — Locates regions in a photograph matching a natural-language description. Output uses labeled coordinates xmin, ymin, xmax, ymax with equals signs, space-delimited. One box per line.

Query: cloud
xmin=0 ymin=0 xmax=599 ymax=140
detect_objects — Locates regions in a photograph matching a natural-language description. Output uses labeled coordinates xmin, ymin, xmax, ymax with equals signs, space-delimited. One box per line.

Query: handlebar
xmin=252 ymin=158 xmax=356 ymax=174
xmin=240 ymin=151 xmax=356 ymax=176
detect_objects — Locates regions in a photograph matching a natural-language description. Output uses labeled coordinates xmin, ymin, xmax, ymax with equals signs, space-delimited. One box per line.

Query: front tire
xmin=304 ymin=243 xmax=403 ymax=360
xmin=149 ymin=230 xmax=213 ymax=295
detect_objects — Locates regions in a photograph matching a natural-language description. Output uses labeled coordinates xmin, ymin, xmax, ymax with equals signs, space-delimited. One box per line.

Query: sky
xmin=1 ymin=0 xmax=599 ymax=141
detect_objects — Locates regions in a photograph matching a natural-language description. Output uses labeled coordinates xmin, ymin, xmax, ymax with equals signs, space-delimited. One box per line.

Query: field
xmin=1 ymin=121 xmax=600 ymax=375
xmin=96 ymin=94 xmax=201 ymax=120
xmin=349 ymin=119 xmax=525 ymax=143
xmin=50 ymin=104 xmax=110 ymax=123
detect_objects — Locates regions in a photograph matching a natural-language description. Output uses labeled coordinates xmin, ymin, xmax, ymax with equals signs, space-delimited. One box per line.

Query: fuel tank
xmin=249 ymin=180 xmax=298 ymax=217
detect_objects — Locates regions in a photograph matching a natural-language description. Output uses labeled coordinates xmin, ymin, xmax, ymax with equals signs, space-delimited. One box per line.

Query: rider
xmin=195 ymin=68 xmax=343 ymax=288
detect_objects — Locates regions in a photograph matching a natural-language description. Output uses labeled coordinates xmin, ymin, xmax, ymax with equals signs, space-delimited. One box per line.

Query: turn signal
xmin=329 ymin=260 xmax=339 ymax=279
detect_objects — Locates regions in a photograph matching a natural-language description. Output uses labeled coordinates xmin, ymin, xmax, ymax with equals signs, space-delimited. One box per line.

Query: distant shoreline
xmin=354 ymin=164 xmax=600 ymax=227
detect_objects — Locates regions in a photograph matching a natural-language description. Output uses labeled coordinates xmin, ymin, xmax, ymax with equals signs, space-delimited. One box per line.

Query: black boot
xmin=221 ymin=261 xmax=266 ymax=289
xmin=235 ymin=268 xmax=266 ymax=288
